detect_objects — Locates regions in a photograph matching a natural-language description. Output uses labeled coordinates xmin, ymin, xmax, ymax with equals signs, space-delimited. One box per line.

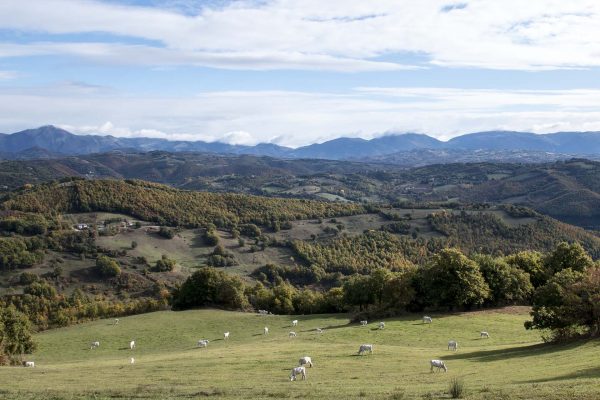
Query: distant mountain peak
xmin=2 ymin=126 xmax=600 ymax=161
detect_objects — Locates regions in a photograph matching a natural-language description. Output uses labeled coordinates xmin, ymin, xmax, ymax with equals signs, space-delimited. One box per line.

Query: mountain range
xmin=2 ymin=125 xmax=600 ymax=161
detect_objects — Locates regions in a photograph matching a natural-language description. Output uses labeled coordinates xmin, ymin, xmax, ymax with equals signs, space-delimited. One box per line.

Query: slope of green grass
xmin=1 ymin=308 xmax=599 ymax=399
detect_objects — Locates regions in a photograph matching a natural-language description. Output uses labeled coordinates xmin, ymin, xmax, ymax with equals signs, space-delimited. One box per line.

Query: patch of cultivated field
xmin=2 ymin=308 xmax=599 ymax=399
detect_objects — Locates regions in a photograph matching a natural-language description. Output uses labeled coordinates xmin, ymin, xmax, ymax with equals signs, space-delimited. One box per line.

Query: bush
xmin=240 ymin=224 xmax=261 ymax=238
xmin=96 ymin=256 xmax=121 ymax=277
xmin=19 ymin=272 xmax=39 ymax=285
xmin=153 ymin=255 xmax=176 ymax=272
xmin=449 ymin=378 xmax=465 ymax=399
xmin=203 ymin=230 xmax=220 ymax=246
xmin=158 ymin=226 xmax=175 ymax=239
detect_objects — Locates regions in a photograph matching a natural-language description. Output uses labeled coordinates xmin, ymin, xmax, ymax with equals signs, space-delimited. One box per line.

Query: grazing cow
xmin=379 ymin=322 xmax=385 ymax=330
xmin=23 ymin=361 xmax=35 ymax=368
xmin=197 ymin=339 xmax=209 ymax=347
xmin=316 ymin=328 xmax=323 ymax=334
xmin=130 ymin=357 xmax=135 ymax=364
xmin=129 ymin=340 xmax=136 ymax=350
xmin=289 ymin=331 xmax=297 ymax=338
xmin=264 ymin=327 xmax=269 ymax=335
xmin=448 ymin=340 xmax=458 ymax=351
xmin=224 ymin=332 xmax=230 ymax=340
xmin=290 ymin=366 xmax=306 ymax=381
xmin=299 ymin=356 xmax=313 ymax=368
xmin=360 ymin=320 xmax=368 ymax=326
xmin=358 ymin=344 xmax=373 ymax=355
xmin=292 ymin=320 xmax=298 ymax=327
xmin=423 ymin=316 xmax=433 ymax=324
xmin=90 ymin=341 xmax=100 ymax=349
xmin=114 ymin=318 xmax=119 ymax=325
xmin=480 ymin=331 xmax=490 ymax=338
xmin=430 ymin=359 xmax=448 ymax=372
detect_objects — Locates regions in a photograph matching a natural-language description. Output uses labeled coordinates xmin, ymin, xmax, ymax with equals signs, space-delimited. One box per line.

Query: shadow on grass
xmin=443 ymin=340 xmax=589 ymax=363
xmin=520 ymin=366 xmax=600 ymax=383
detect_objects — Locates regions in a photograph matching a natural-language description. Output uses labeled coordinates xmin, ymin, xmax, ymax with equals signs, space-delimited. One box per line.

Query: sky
xmin=1 ymin=0 xmax=600 ymax=147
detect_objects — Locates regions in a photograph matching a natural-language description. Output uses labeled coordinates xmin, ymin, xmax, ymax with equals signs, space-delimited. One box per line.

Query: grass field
xmin=1 ymin=307 xmax=599 ymax=399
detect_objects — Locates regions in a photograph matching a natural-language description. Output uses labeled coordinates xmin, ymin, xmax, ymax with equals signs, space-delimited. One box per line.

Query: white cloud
xmin=0 ymin=70 xmax=18 ymax=80
xmin=3 ymin=85 xmax=600 ymax=146
xmin=0 ymin=0 xmax=600 ymax=70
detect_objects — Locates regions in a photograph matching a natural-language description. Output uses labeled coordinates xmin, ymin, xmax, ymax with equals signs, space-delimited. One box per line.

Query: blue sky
xmin=1 ymin=0 xmax=600 ymax=146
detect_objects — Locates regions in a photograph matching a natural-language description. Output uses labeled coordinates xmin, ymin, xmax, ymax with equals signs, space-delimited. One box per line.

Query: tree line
xmin=172 ymin=242 xmax=600 ymax=340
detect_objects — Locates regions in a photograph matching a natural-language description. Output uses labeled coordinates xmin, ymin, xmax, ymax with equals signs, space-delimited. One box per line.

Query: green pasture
xmin=1 ymin=307 xmax=599 ymax=399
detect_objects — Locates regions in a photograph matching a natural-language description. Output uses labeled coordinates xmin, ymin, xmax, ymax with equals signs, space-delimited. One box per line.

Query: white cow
xmin=358 ymin=344 xmax=373 ymax=355
xmin=264 ymin=327 xmax=269 ymax=335
xmin=90 ymin=341 xmax=100 ymax=349
xmin=423 ymin=316 xmax=433 ymax=324
xmin=24 ymin=361 xmax=35 ymax=368
xmin=130 ymin=357 xmax=135 ymax=364
xmin=224 ymin=332 xmax=230 ymax=340
xmin=430 ymin=359 xmax=448 ymax=372
xmin=197 ymin=339 xmax=209 ymax=348
xmin=289 ymin=331 xmax=297 ymax=338
xmin=379 ymin=321 xmax=385 ymax=329
xmin=360 ymin=320 xmax=368 ymax=326
xmin=292 ymin=320 xmax=298 ymax=327
xmin=129 ymin=340 xmax=136 ymax=350
xmin=448 ymin=340 xmax=458 ymax=351
xmin=480 ymin=331 xmax=490 ymax=338
xmin=299 ymin=356 xmax=313 ymax=368
xmin=290 ymin=366 xmax=306 ymax=381
xmin=316 ymin=328 xmax=323 ymax=334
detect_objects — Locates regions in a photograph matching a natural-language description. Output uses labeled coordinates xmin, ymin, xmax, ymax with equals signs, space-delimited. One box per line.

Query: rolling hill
xmin=3 ymin=154 xmax=600 ymax=229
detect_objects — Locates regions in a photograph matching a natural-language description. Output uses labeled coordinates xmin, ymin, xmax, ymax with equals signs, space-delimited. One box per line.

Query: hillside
xmin=4 ymin=155 xmax=600 ymax=229
xmin=2 ymin=179 xmax=600 ymax=304
xmin=0 ymin=179 xmax=365 ymax=228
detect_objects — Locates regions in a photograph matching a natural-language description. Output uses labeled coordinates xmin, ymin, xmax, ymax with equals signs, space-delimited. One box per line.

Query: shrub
xmin=158 ymin=226 xmax=175 ymax=239
xmin=449 ymin=378 xmax=465 ymax=399
xmin=19 ymin=272 xmax=39 ymax=285
xmin=153 ymin=255 xmax=176 ymax=272
xmin=96 ymin=256 xmax=121 ymax=277
xmin=203 ymin=230 xmax=220 ymax=246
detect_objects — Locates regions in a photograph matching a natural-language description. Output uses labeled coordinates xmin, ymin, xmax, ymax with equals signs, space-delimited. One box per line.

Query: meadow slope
xmin=1 ymin=308 xmax=599 ymax=399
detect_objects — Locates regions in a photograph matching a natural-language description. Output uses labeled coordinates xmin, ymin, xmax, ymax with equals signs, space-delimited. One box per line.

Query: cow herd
xmin=21 ymin=313 xmax=491 ymax=381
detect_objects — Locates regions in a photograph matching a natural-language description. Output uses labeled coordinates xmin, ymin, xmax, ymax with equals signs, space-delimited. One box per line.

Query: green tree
xmin=0 ymin=305 xmax=36 ymax=358
xmin=382 ymin=268 xmax=417 ymax=311
xmin=368 ymin=268 xmax=393 ymax=306
xmin=474 ymin=254 xmax=533 ymax=305
xmin=504 ymin=251 xmax=546 ymax=287
xmin=343 ymin=274 xmax=373 ymax=311
xmin=425 ymin=248 xmax=490 ymax=309
xmin=525 ymin=268 xmax=590 ymax=340
xmin=544 ymin=242 xmax=593 ymax=276
xmin=171 ymin=267 xmax=249 ymax=310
